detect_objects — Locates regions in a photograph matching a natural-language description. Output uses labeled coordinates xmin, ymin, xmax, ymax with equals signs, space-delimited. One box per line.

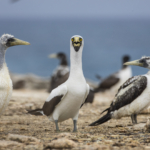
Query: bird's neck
xmin=69 ymin=46 xmax=84 ymax=79
xmin=0 ymin=44 xmax=6 ymax=70
xmin=122 ymin=65 xmax=127 ymax=69
xmin=60 ymin=58 xmax=68 ymax=66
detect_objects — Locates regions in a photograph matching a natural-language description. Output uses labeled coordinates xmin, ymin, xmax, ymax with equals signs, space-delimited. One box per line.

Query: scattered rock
xmin=45 ymin=138 xmax=77 ymax=149
xmin=104 ymin=140 xmax=113 ymax=144
xmin=116 ymin=124 xmax=124 ymax=127
xmin=91 ymin=136 xmax=99 ymax=142
xmin=7 ymin=134 xmax=40 ymax=144
xmin=0 ymin=140 xmax=23 ymax=150
xmin=108 ymin=124 xmax=116 ymax=128
xmin=55 ymin=133 xmax=72 ymax=139
xmin=95 ymin=144 xmax=111 ymax=150
xmin=110 ymin=135 xmax=119 ymax=139
xmin=125 ymin=138 xmax=132 ymax=142
xmin=145 ymin=146 xmax=150 ymax=150
xmin=10 ymin=73 xmax=49 ymax=89
xmin=10 ymin=73 xmax=96 ymax=90
xmin=81 ymin=144 xmax=111 ymax=150
xmin=25 ymin=103 xmax=34 ymax=110
xmin=132 ymin=123 xmax=145 ymax=131
xmin=23 ymin=144 xmax=43 ymax=150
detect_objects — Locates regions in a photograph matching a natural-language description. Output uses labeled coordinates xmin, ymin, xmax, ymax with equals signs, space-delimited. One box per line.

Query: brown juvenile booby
xmin=89 ymin=56 xmax=150 ymax=126
xmin=48 ymin=52 xmax=69 ymax=93
xmin=28 ymin=35 xmax=90 ymax=132
xmin=0 ymin=34 xmax=30 ymax=115
xmin=94 ymin=55 xmax=132 ymax=93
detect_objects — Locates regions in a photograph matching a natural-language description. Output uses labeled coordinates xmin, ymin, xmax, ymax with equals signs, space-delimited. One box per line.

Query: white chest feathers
xmin=0 ymin=63 xmax=12 ymax=115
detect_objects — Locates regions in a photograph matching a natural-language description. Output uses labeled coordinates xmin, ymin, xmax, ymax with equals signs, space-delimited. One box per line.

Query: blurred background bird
xmin=48 ymin=52 xmax=69 ymax=93
xmin=94 ymin=55 xmax=132 ymax=93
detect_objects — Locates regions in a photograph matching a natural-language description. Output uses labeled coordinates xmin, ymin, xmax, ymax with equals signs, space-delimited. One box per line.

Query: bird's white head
xmin=69 ymin=35 xmax=84 ymax=77
xmin=70 ymin=35 xmax=84 ymax=53
xmin=0 ymin=34 xmax=30 ymax=69
xmin=0 ymin=34 xmax=30 ymax=50
xmin=124 ymin=56 xmax=150 ymax=69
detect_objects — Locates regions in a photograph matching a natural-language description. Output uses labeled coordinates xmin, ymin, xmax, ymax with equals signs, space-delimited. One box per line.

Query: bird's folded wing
xmin=94 ymin=74 xmax=119 ymax=92
xmin=42 ymin=84 xmax=68 ymax=116
xmin=80 ymin=84 xmax=90 ymax=108
xmin=110 ymin=76 xmax=147 ymax=112
xmin=100 ymin=75 xmax=120 ymax=88
xmin=115 ymin=76 xmax=140 ymax=96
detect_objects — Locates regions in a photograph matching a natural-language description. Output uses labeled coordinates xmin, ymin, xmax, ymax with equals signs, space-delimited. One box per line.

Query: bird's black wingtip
xmin=27 ymin=109 xmax=43 ymax=116
xmin=89 ymin=122 xmax=98 ymax=126
xmin=89 ymin=113 xmax=111 ymax=126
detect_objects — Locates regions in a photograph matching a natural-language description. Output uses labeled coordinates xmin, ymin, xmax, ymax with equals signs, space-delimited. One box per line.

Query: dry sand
xmin=0 ymin=89 xmax=150 ymax=149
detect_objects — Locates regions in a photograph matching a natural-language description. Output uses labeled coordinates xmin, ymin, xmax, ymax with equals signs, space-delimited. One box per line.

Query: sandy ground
xmin=1 ymin=89 xmax=150 ymax=149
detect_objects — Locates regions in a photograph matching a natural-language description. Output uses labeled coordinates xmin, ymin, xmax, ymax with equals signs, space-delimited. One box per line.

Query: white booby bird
xmin=28 ymin=35 xmax=90 ymax=132
xmin=48 ymin=52 xmax=95 ymax=103
xmin=94 ymin=55 xmax=132 ymax=93
xmin=90 ymin=56 xmax=150 ymax=126
xmin=0 ymin=34 xmax=30 ymax=115
xmin=48 ymin=52 xmax=69 ymax=93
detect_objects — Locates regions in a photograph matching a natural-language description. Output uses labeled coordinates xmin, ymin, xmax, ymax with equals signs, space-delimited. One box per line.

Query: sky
xmin=0 ymin=0 xmax=150 ymax=19
xmin=1 ymin=0 xmax=150 ymax=79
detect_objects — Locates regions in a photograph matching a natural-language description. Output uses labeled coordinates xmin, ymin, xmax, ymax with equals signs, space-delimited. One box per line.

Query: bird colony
xmin=0 ymin=33 xmax=150 ymax=149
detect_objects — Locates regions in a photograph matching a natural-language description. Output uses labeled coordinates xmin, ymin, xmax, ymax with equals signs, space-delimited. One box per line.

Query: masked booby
xmin=28 ymin=35 xmax=90 ymax=132
xmin=89 ymin=56 xmax=150 ymax=126
xmin=94 ymin=55 xmax=132 ymax=93
xmin=48 ymin=52 xmax=69 ymax=93
xmin=0 ymin=34 xmax=30 ymax=115
xmin=48 ymin=52 xmax=94 ymax=103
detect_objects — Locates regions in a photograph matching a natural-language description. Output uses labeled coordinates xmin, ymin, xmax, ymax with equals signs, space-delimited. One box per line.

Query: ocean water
xmin=0 ymin=18 xmax=150 ymax=81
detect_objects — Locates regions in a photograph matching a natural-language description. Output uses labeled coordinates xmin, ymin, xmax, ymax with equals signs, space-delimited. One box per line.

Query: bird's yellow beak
xmin=124 ymin=59 xmax=144 ymax=67
xmin=8 ymin=38 xmax=30 ymax=47
xmin=48 ymin=53 xmax=57 ymax=59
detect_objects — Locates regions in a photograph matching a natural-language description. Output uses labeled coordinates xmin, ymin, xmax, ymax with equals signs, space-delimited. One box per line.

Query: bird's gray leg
xmin=54 ymin=120 xmax=60 ymax=131
xmin=134 ymin=114 xmax=137 ymax=124
xmin=131 ymin=114 xmax=135 ymax=124
xmin=73 ymin=120 xmax=77 ymax=132
xmin=131 ymin=114 xmax=137 ymax=124
xmin=131 ymin=114 xmax=134 ymax=124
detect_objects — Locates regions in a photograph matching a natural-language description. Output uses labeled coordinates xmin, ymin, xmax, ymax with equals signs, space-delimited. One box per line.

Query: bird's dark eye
xmin=7 ymin=38 xmax=15 ymax=42
xmin=71 ymin=38 xmax=74 ymax=42
xmin=79 ymin=38 xmax=82 ymax=42
xmin=139 ymin=59 xmax=145 ymax=63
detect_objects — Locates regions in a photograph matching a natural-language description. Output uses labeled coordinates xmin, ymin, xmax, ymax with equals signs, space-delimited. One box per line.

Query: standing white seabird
xmin=28 ymin=35 xmax=90 ymax=132
xmin=0 ymin=34 xmax=30 ymax=115
xmin=89 ymin=56 xmax=150 ymax=126
xmin=94 ymin=55 xmax=132 ymax=93
xmin=48 ymin=52 xmax=95 ymax=104
xmin=48 ymin=52 xmax=69 ymax=93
